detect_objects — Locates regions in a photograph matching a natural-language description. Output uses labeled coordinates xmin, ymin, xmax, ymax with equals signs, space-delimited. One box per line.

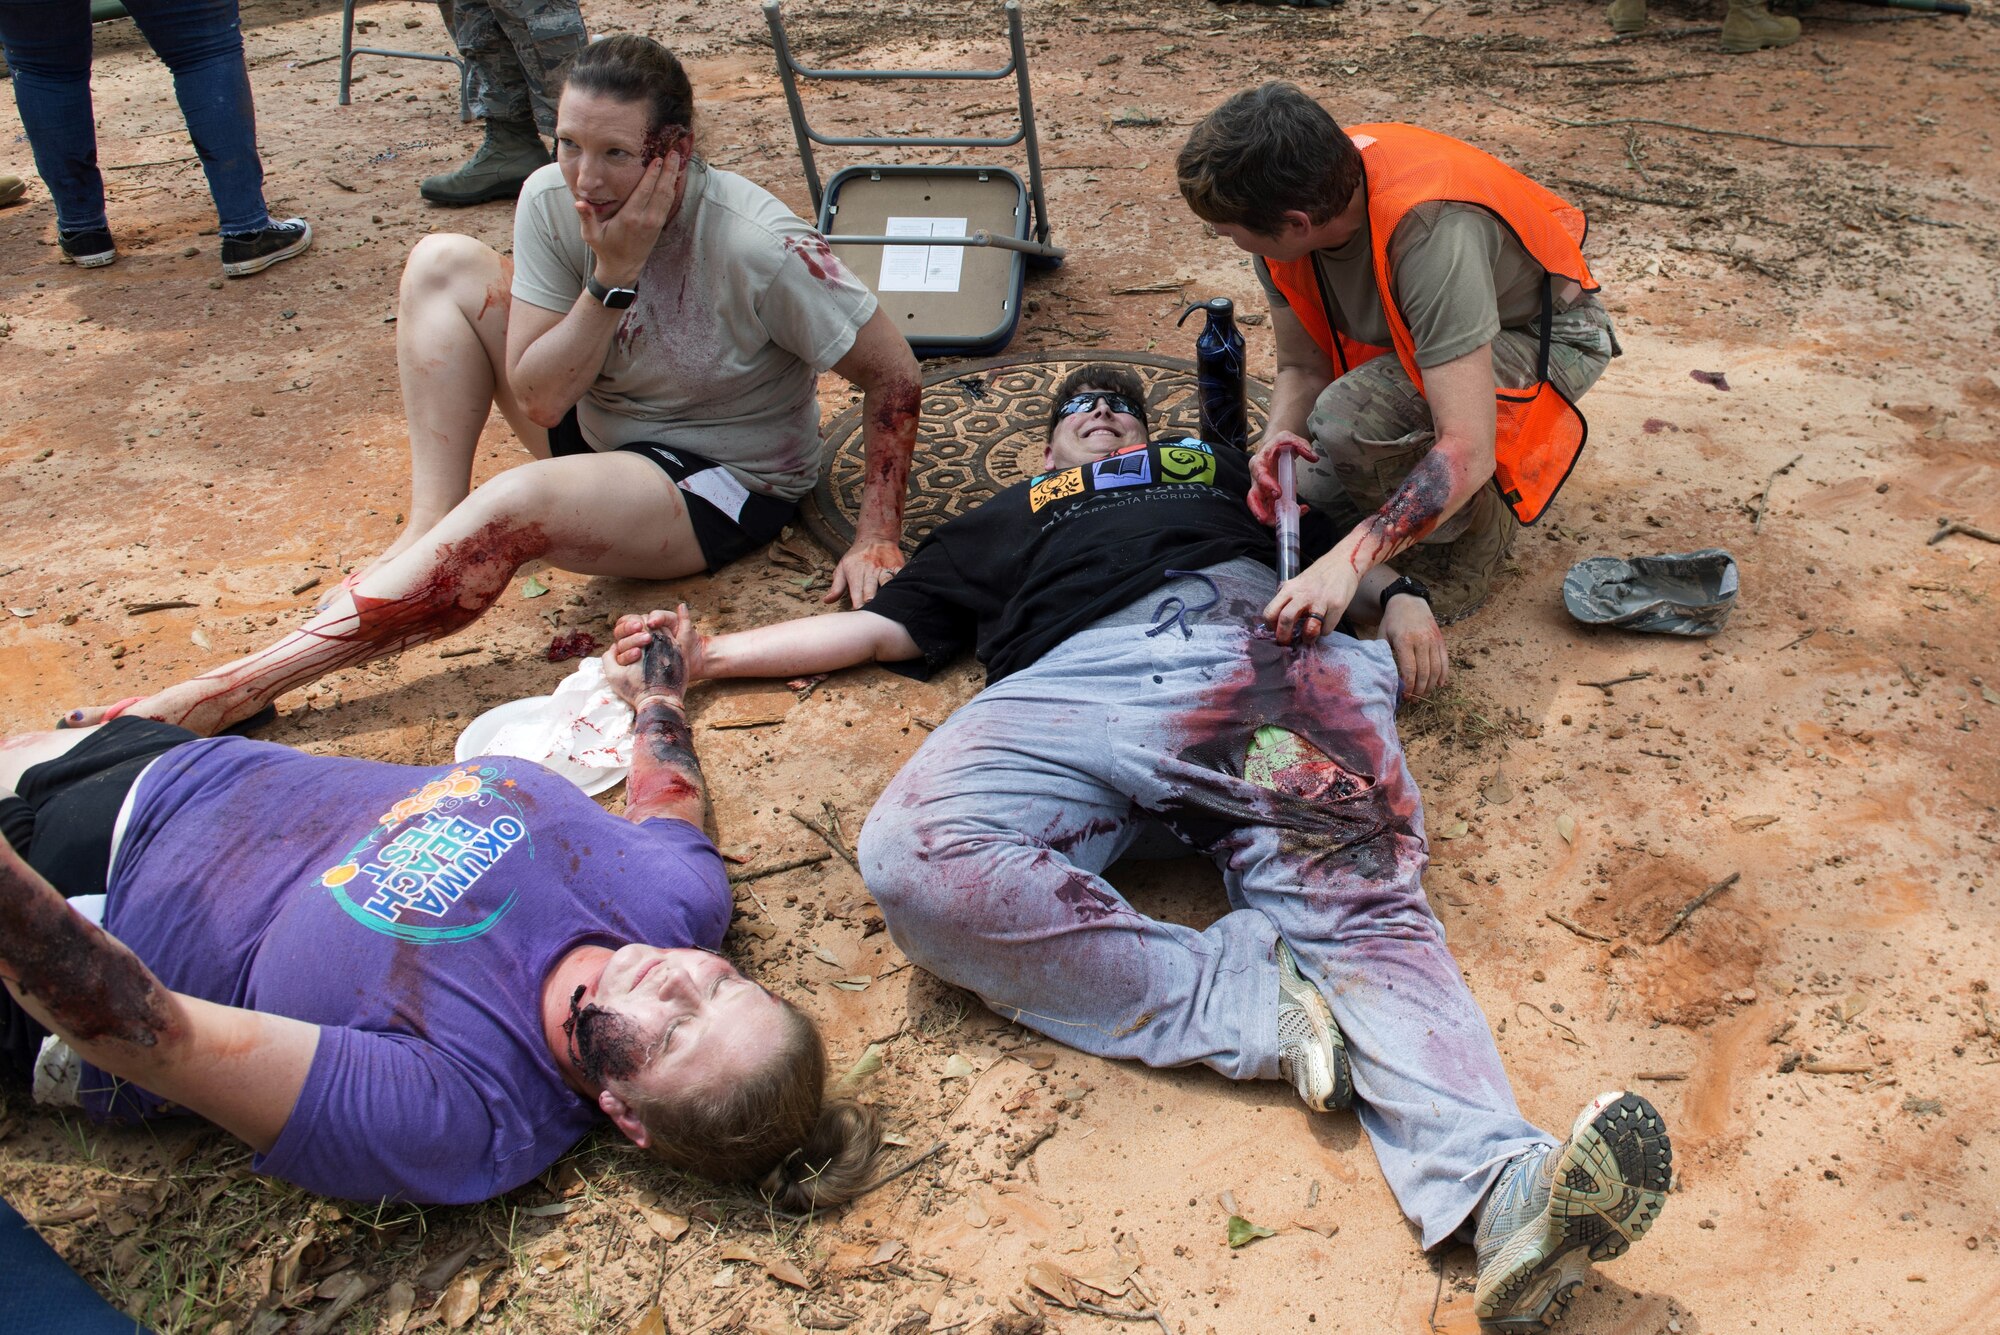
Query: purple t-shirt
xmin=85 ymin=737 xmax=730 ymax=1205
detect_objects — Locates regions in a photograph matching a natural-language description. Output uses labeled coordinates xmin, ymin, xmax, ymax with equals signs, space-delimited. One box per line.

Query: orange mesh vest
xmin=1266 ymin=123 xmax=1597 ymax=524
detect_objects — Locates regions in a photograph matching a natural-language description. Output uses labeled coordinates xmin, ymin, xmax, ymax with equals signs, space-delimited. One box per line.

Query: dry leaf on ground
xmin=441 ymin=1273 xmax=480 ymax=1330
xmin=623 ymin=1308 xmax=668 ymax=1335
xmin=638 ymin=1204 xmax=688 ymax=1242
xmin=767 ymin=1257 xmax=817 ymax=1289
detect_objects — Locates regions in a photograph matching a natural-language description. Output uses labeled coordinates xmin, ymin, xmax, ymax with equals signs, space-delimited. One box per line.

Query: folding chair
xmin=764 ymin=0 xmax=1064 ymax=359
xmin=339 ymin=0 xmax=471 ymax=120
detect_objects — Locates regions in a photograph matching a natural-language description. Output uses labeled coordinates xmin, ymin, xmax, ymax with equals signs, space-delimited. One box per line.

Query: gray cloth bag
xmin=1562 ymin=549 xmax=1740 ymax=637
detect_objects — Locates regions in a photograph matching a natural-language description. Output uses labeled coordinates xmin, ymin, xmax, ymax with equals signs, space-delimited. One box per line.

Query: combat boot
xmin=1720 ymin=0 xmax=1801 ymax=52
xmin=1607 ymin=0 xmax=1648 ymax=33
xmin=419 ymin=118 xmax=551 ymax=206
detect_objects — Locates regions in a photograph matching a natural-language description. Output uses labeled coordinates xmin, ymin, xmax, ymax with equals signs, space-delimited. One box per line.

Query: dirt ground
xmin=3 ymin=0 xmax=1999 ymax=1332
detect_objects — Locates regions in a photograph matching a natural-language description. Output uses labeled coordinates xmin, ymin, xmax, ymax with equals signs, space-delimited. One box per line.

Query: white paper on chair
xmin=879 ymin=216 xmax=968 ymax=293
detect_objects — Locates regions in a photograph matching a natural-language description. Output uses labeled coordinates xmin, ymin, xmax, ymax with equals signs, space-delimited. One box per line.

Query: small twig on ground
xmin=1778 ymin=626 xmax=1818 ymax=651
xmin=727 ymin=851 xmax=832 ymax=884
xmin=1546 ymin=912 xmax=1612 ymax=943
xmin=1516 ymin=1001 xmax=1581 ymax=1046
xmin=1654 ymin=871 xmax=1740 ymax=944
xmin=1749 ymin=453 xmax=1805 ymax=530
xmin=1111 ymin=280 xmax=1187 ymax=295
xmin=1623 ymin=129 xmax=1656 ymax=185
xmin=789 ymin=807 xmax=859 ymax=871
xmin=1552 ymin=175 xmax=1697 ymax=208
xmin=105 ymin=155 xmax=199 ymax=170
xmin=850 ymin=1141 xmax=947 ymax=1200
xmin=1483 ymin=94 xmax=1887 ymax=149
xmin=1579 ymin=670 xmax=1652 ymax=693
xmin=1126 ymin=1269 xmax=1175 ymax=1335
xmin=1635 ymin=1071 xmax=1688 ymax=1081
xmin=1800 ymin=1061 xmax=1875 ymax=1075
xmin=1639 ymin=748 xmax=1683 ymax=761
xmin=1532 ymin=56 xmax=1637 ymax=68
xmin=437 ymin=645 xmax=481 ymax=659
xmin=1670 ymin=241 xmax=1791 ymax=281
xmin=125 ymin=600 xmax=197 ymax=615
xmin=1611 ymin=24 xmax=1723 ymax=40
xmin=1928 ymin=520 xmax=2000 ymax=547
xmin=1875 ymin=206 xmax=1963 ymax=230
xmin=1574 ymin=71 xmax=1718 ymax=90
xmin=1076 ymin=1301 xmax=1167 ymax=1324
xmin=296 ymin=52 xmax=341 ymax=66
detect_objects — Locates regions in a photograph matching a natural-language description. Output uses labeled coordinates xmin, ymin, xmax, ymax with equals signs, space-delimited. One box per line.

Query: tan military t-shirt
xmin=1255 ymin=183 xmax=1584 ymax=370
xmin=511 ymin=159 xmax=878 ymax=502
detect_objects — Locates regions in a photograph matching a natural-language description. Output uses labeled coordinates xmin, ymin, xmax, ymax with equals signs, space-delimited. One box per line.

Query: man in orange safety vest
xmin=1178 ymin=83 xmax=1622 ymax=640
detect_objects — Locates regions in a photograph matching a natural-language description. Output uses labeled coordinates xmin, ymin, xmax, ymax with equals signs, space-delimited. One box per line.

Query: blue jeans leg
xmin=0 ymin=0 xmax=106 ymax=232
xmin=121 ymin=0 xmax=267 ymax=234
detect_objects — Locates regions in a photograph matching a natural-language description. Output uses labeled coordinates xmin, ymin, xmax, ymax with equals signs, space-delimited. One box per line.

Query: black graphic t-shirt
xmin=864 ymin=438 xmax=1338 ymax=682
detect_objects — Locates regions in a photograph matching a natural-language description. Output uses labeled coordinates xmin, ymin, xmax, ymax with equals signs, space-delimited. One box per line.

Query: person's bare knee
xmin=400 ymin=233 xmax=506 ymax=316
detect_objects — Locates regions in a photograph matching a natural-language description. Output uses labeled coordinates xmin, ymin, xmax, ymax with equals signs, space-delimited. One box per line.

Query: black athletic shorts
xmin=0 ymin=717 xmax=197 ymax=1086
xmin=546 ymin=408 xmax=800 ymax=572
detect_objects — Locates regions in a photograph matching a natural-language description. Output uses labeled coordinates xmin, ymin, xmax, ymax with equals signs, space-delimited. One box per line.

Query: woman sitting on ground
xmin=62 ymin=33 xmax=920 ymax=737
xmin=3 ymin=612 xmax=879 ymax=1208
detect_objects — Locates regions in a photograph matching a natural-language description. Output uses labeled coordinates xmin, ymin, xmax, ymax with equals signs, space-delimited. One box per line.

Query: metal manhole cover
xmin=803 ymin=350 xmax=1272 ymax=553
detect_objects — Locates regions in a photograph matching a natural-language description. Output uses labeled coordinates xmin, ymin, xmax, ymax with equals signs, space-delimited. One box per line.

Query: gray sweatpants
xmin=858 ymin=562 xmax=1552 ymax=1247
xmin=1302 ymin=300 xmax=1620 ymax=541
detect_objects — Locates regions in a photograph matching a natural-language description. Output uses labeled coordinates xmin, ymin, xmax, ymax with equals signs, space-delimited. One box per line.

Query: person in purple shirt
xmin=0 ymin=610 xmax=879 ymax=1209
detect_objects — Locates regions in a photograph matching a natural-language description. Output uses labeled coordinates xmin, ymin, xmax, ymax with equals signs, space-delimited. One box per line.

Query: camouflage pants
xmin=441 ymin=0 xmax=586 ymax=134
xmin=1301 ymin=299 xmax=1619 ymax=543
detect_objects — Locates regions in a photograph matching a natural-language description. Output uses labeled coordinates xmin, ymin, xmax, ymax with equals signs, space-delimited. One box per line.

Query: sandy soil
xmin=3 ymin=0 xmax=1998 ymax=1332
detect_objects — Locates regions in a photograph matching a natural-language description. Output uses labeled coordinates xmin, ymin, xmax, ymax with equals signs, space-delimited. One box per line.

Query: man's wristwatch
xmin=585 ymin=273 xmax=638 ymax=309
xmin=1378 ymin=575 xmax=1432 ymax=617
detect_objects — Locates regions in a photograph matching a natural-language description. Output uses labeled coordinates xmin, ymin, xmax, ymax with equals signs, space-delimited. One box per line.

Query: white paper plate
xmin=455 ymin=695 xmax=628 ymax=797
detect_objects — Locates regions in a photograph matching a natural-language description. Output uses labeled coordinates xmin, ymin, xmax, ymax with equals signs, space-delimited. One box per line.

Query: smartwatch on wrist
xmin=1378 ymin=574 xmax=1432 ymax=617
xmin=585 ymin=273 xmax=638 ymax=309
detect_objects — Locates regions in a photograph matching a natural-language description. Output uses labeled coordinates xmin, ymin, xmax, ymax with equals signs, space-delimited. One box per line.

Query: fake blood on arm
xmin=1350 ymin=447 xmax=1459 ymax=570
xmin=0 ymin=851 xmax=174 ymax=1049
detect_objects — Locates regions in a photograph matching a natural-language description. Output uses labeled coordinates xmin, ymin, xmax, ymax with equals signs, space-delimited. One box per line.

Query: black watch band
xmin=585 ymin=274 xmax=638 ymax=309
xmin=1378 ymin=575 xmax=1432 ymax=617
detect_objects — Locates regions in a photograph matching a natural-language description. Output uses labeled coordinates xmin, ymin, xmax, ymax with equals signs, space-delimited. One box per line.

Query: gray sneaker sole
xmin=1476 ymin=1092 xmax=1672 ymax=1330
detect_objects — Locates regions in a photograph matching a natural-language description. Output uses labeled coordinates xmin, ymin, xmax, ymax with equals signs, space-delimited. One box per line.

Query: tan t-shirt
xmin=1255 ymin=183 xmax=1585 ymax=370
xmin=511 ymin=159 xmax=878 ymax=501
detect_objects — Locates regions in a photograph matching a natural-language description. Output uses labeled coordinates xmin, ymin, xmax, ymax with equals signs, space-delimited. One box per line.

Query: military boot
xmin=419 ymin=118 xmax=551 ymax=206
xmin=1607 ymin=0 xmax=1648 ymax=33
xmin=1720 ymin=0 xmax=1801 ymax=52
xmin=1396 ymin=483 xmax=1519 ymax=624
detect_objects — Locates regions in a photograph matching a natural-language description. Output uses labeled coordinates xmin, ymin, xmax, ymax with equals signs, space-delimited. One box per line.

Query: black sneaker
xmin=221 ymin=216 xmax=312 ymax=277
xmin=59 ymin=227 xmax=118 ymax=268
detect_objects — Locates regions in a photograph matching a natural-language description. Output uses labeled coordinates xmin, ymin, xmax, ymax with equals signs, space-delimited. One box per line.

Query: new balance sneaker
xmin=1473 ymin=1091 xmax=1672 ymax=1330
xmin=221 ymin=216 xmax=312 ymax=277
xmin=1276 ymin=940 xmax=1353 ymax=1112
xmin=59 ymin=227 xmax=117 ymax=268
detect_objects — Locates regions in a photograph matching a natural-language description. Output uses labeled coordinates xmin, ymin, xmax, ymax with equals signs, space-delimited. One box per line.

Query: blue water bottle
xmin=1178 ymin=297 xmax=1248 ymax=452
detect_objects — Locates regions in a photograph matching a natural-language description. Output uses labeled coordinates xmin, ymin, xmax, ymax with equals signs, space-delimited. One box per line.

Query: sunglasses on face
xmin=1055 ymin=391 xmax=1144 ymax=421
